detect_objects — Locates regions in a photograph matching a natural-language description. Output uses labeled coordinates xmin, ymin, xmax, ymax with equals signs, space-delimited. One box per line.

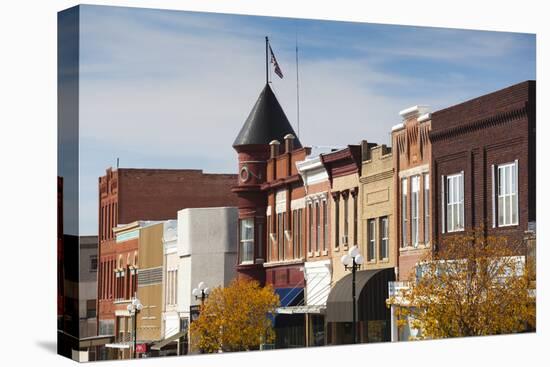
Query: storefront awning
xmin=78 ymin=335 xmax=114 ymax=349
xmin=150 ymin=330 xmax=187 ymax=351
xmin=326 ymin=268 xmax=395 ymax=323
xmin=105 ymin=343 xmax=131 ymax=349
xmin=276 ymin=305 xmax=325 ymax=314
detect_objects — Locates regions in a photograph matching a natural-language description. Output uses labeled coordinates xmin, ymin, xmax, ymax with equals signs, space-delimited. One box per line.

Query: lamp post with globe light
xmin=127 ymin=297 xmax=143 ymax=359
xmin=192 ymin=281 xmax=210 ymax=305
xmin=340 ymin=245 xmax=364 ymax=344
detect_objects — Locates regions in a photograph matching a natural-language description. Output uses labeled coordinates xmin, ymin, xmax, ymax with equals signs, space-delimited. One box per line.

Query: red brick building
xmin=430 ymin=80 xmax=536 ymax=250
xmin=232 ymin=84 xmax=303 ymax=284
xmin=97 ymin=168 xmax=238 ymax=341
xmin=233 ymin=84 xmax=310 ymax=348
xmin=391 ymin=106 xmax=432 ymax=281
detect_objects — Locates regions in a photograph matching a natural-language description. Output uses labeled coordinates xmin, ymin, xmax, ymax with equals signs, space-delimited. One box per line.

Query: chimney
xmin=269 ymin=140 xmax=281 ymax=159
xmin=284 ymin=133 xmax=295 ymax=153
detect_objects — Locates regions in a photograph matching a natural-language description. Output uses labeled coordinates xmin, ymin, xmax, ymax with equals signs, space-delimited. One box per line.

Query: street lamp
xmin=341 ymin=245 xmax=364 ymax=344
xmin=192 ymin=281 xmax=211 ymax=305
xmin=127 ymin=297 xmax=143 ymax=359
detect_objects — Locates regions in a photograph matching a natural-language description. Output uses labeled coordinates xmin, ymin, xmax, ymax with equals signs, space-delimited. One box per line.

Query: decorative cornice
xmin=430 ymin=106 xmax=527 ymax=142
xmin=360 ymin=169 xmax=394 ymax=184
xmin=261 ymin=174 xmax=302 ymax=190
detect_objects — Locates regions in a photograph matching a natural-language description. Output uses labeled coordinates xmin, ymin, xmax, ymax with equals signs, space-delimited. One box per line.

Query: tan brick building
xmin=360 ymin=143 xmax=395 ymax=271
xmin=321 ymin=145 xmax=362 ymax=284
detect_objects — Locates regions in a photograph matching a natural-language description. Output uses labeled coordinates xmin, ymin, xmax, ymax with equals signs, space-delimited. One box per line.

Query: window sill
xmin=321 ymin=250 xmax=329 ymax=256
xmin=239 ymin=260 xmax=254 ymax=265
xmin=495 ymin=223 xmax=519 ymax=228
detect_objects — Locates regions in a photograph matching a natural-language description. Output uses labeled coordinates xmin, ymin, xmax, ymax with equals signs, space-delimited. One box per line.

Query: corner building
xmin=232 ymin=84 xmax=308 ymax=348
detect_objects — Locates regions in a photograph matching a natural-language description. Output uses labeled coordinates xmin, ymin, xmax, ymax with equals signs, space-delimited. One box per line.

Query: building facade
xmin=136 ymin=221 xmax=177 ymax=357
xmin=296 ymin=153 xmax=333 ymax=347
xmin=176 ymin=207 xmax=238 ymax=349
xmin=264 ymin=138 xmax=310 ymax=349
xmin=430 ymin=80 xmax=536 ymax=250
xmin=360 ymin=143 xmax=395 ymax=271
xmin=80 ymin=235 xmax=99 ymax=339
xmin=104 ymin=221 xmax=146 ymax=359
xmin=158 ymin=221 xmax=180 ymax=356
xmin=232 ymin=84 xmax=303 ymax=285
xmin=97 ymin=168 xmax=238 ymax=348
xmin=391 ymin=106 xmax=432 ymax=281
xmin=321 ymin=145 xmax=362 ymax=284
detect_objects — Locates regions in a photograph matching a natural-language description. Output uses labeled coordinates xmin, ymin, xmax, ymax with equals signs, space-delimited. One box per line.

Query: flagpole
xmin=265 ymin=36 xmax=269 ymax=84
xmin=295 ymin=30 xmax=300 ymax=138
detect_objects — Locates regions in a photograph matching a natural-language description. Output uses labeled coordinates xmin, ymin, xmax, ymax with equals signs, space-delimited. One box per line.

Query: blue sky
xmin=76 ymin=5 xmax=535 ymax=235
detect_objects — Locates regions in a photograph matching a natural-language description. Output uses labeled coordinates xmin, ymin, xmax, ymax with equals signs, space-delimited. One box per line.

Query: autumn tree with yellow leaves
xmin=189 ymin=278 xmax=280 ymax=353
xmin=388 ymin=228 xmax=535 ymax=339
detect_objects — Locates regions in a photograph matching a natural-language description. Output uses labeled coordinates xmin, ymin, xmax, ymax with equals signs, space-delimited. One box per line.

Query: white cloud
xmin=76 ymin=6 xmax=534 ymax=234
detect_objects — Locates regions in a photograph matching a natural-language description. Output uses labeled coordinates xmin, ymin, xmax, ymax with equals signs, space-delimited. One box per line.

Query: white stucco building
xmin=176 ymin=207 xmax=238 ymax=331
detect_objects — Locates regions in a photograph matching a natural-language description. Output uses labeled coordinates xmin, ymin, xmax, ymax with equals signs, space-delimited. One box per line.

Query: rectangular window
xmin=380 ymin=216 xmax=389 ymax=260
xmin=446 ymin=173 xmax=464 ymax=232
xmin=344 ymin=195 xmax=349 ymax=244
xmin=353 ymin=194 xmax=358 ymax=246
xmin=86 ymin=299 xmax=96 ymax=318
xmin=316 ymin=202 xmax=320 ymax=252
xmin=411 ymin=176 xmax=420 ymax=247
xmin=334 ymin=198 xmax=340 ymax=249
xmin=90 ymin=255 xmax=98 ymax=272
xmin=298 ymin=208 xmax=303 ymax=257
xmin=266 ymin=215 xmax=271 ymax=262
xmin=308 ymin=204 xmax=313 ymax=253
xmin=401 ymin=178 xmax=408 ymax=247
xmin=368 ymin=219 xmax=376 ymax=261
xmin=278 ymin=213 xmax=284 ymax=261
xmin=239 ymin=218 xmax=254 ymax=264
xmin=292 ymin=210 xmax=299 ymax=259
xmin=283 ymin=213 xmax=287 ymax=260
xmin=424 ymin=173 xmax=430 ymax=243
xmin=258 ymin=222 xmax=264 ymax=260
xmin=497 ymin=162 xmax=519 ymax=226
xmin=323 ymin=201 xmax=328 ymax=252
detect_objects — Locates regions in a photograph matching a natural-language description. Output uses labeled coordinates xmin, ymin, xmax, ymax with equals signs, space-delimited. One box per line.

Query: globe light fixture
xmin=192 ymin=282 xmax=210 ymax=304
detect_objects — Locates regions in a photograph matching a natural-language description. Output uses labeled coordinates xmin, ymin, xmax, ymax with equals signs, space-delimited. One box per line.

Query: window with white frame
xmin=308 ymin=204 xmax=313 ymax=253
xmin=496 ymin=161 xmax=518 ymax=226
xmin=316 ymin=201 xmax=320 ymax=252
xmin=424 ymin=173 xmax=430 ymax=243
xmin=401 ymin=178 xmax=408 ymax=247
xmin=323 ymin=201 xmax=328 ymax=252
xmin=266 ymin=215 xmax=271 ymax=262
xmin=278 ymin=213 xmax=284 ymax=260
xmin=445 ymin=173 xmax=464 ymax=232
xmin=239 ymin=218 xmax=254 ymax=263
xmin=411 ymin=175 xmax=420 ymax=247
xmin=380 ymin=216 xmax=389 ymax=260
xmin=368 ymin=219 xmax=376 ymax=261
xmin=166 ymin=269 xmax=177 ymax=306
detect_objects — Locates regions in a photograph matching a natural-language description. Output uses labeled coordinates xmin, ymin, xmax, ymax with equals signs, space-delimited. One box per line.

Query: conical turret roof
xmin=233 ymin=83 xmax=302 ymax=148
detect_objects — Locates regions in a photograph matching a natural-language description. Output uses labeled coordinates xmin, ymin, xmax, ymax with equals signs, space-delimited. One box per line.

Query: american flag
xmin=269 ymin=45 xmax=284 ymax=79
